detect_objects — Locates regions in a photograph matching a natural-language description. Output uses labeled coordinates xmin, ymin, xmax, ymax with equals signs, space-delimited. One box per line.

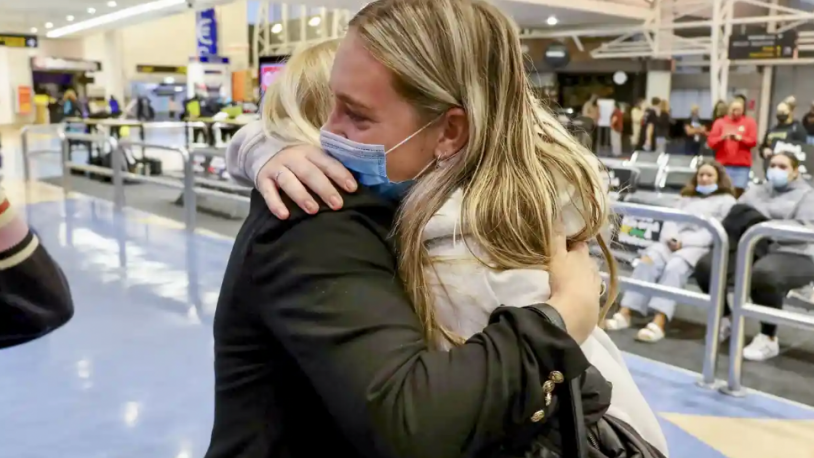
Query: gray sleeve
xmin=225 ymin=121 xmax=290 ymax=188
xmin=793 ymin=190 xmax=814 ymax=226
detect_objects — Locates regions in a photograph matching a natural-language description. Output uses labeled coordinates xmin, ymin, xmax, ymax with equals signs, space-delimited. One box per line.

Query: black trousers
xmin=695 ymin=251 xmax=814 ymax=337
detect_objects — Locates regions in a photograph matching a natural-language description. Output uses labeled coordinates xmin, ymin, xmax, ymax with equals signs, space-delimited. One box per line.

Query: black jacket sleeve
xmin=0 ymin=197 xmax=73 ymax=349
xmin=244 ymin=206 xmax=590 ymax=458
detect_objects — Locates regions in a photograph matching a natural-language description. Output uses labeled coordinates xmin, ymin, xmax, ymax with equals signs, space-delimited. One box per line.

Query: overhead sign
xmin=0 ymin=33 xmax=38 ymax=48
xmin=544 ymin=42 xmax=570 ymax=69
xmin=196 ymin=8 xmax=218 ymax=56
xmin=30 ymin=57 xmax=102 ymax=72
xmin=136 ymin=65 xmax=187 ymax=74
xmin=728 ymin=31 xmax=797 ymax=60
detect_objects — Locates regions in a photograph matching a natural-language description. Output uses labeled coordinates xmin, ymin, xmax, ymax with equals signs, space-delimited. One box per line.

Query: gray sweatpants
xmin=620 ymin=244 xmax=694 ymax=321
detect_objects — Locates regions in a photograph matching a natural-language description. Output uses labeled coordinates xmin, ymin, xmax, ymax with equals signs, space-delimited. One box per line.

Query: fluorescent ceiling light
xmin=308 ymin=16 xmax=321 ymax=27
xmin=271 ymin=23 xmax=283 ymax=34
xmin=88 ymin=7 xmax=96 ymax=14
xmin=546 ymin=15 xmax=558 ymax=26
xmin=45 ymin=22 xmax=54 ymax=29
xmin=31 ymin=27 xmax=38 ymax=33
xmin=67 ymin=15 xmax=75 ymax=22
xmin=108 ymin=1 xmax=118 ymax=6
xmin=48 ymin=0 xmax=185 ymax=38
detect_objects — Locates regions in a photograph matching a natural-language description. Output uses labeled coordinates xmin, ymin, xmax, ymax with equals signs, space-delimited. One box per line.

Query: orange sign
xmin=16 ymin=86 xmax=33 ymax=115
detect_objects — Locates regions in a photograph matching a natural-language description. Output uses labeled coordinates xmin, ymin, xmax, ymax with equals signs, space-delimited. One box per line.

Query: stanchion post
xmin=182 ymin=148 xmax=196 ymax=232
xmin=110 ymin=137 xmax=125 ymax=213
xmin=20 ymin=126 xmax=31 ymax=182
xmin=699 ymin=222 xmax=729 ymax=388
xmin=60 ymin=134 xmax=72 ymax=194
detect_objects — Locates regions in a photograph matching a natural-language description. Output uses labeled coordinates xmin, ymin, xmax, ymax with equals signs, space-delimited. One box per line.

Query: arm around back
xmin=225 ymin=121 xmax=287 ymax=187
xmin=241 ymin=192 xmax=590 ymax=458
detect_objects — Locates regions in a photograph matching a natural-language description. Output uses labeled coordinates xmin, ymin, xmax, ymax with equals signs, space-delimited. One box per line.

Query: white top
xmin=423 ymin=189 xmax=668 ymax=457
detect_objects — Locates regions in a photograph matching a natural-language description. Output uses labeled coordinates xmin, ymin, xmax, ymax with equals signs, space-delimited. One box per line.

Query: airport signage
xmin=0 ymin=33 xmax=38 ymax=48
xmin=30 ymin=57 xmax=101 ymax=72
xmin=136 ymin=65 xmax=187 ymax=74
xmin=544 ymin=42 xmax=570 ymax=69
xmin=728 ymin=31 xmax=797 ymax=60
xmin=196 ymin=8 xmax=218 ymax=56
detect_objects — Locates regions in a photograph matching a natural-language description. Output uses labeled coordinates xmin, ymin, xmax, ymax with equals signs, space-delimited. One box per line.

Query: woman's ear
xmin=436 ymin=107 xmax=468 ymax=161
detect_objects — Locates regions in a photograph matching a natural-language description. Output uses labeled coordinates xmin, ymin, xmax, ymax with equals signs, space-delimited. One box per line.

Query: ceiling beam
xmin=509 ymin=0 xmax=653 ymax=20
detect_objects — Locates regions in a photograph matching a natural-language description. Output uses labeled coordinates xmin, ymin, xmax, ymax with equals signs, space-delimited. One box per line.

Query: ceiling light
xmin=67 ymin=15 xmax=75 ymax=22
xmin=30 ymin=27 xmax=38 ymax=33
xmin=48 ymin=0 xmax=186 ymax=38
xmin=308 ymin=16 xmax=321 ymax=27
xmin=546 ymin=16 xmax=558 ymax=26
xmin=45 ymin=22 xmax=54 ymax=29
xmin=164 ymin=77 xmax=175 ymax=84
xmin=271 ymin=23 xmax=283 ymax=34
xmin=88 ymin=7 xmax=97 ymax=14
xmin=108 ymin=1 xmax=118 ymax=6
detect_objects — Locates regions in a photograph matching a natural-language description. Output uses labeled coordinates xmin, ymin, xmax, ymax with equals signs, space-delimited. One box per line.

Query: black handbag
xmin=493 ymin=304 xmax=666 ymax=458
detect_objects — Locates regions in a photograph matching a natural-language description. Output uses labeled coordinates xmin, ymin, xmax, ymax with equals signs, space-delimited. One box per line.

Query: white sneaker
xmin=719 ymin=316 xmax=731 ymax=343
xmin=743 ymin=334 xmax=780 ymax=361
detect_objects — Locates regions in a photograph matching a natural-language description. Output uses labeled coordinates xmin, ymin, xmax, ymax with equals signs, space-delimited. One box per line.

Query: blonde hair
xmin=262 ymin=39 xmax=340 ymax=145
xmin=351 ymin=0 xmax=618 ymax=347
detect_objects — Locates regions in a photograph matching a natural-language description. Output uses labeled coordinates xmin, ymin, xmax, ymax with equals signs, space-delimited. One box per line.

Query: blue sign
xmin=196 ymin=8 xmax=218 ymax=56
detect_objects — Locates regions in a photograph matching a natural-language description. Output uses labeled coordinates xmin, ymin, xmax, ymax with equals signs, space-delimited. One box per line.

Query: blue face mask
xmin=696 ymin=183 xmax=718 ymax=195
xmin=767 ymin=167 xmax=790 ymax=188
xmin=319 ymin=119 xmax=439 ymax=199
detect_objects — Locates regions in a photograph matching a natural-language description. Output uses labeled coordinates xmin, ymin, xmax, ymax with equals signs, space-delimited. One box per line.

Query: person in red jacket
xmin=707 ymin=99 xmax=757 ymax=197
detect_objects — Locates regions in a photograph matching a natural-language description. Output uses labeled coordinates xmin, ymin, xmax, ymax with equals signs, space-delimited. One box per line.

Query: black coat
xmin=206 ymin=189 xmax=591 ymax=458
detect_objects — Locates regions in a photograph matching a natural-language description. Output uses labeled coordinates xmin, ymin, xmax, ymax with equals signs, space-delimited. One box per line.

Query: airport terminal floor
xmin=2 ymin=125 xmax=814 ymax=458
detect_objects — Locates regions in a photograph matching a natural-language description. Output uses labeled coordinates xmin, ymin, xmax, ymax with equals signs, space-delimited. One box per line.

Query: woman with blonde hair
xmin=211 ymin=2 xmax=665 ymax=458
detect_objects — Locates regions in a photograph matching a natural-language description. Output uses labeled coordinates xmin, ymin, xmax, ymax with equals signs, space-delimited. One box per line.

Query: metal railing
xmin=607 ymin=201 xmax=729 ymax=387
xmin=21 ymin=123 xmax=252 ymax=234
xmin=721 ymin=222 xmax=814 ymax=396
xmin=21 ymin=124 xmax=65 ymax=182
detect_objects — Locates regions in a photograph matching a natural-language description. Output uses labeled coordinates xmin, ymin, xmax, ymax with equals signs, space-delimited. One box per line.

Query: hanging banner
xmin=196 ymin=8 xmax=218 ymax=56
xmin=15 ymin=86 xmax=33 ymax=115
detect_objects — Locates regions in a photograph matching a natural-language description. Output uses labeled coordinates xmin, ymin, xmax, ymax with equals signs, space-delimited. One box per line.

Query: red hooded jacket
xmin=707 ymin=115 xmax=758 ymax=167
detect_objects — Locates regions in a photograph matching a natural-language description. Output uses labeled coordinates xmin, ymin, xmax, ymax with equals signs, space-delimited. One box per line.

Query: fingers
xmin=275 ymin=167 xmax=320 ymax=215
xmin=283 ymin=158 xmax=343 ymax=210
xmin=306 ymin=151 xmax=358 ymax=193
xmin=258 ymin=178 xmax=289 ymax=220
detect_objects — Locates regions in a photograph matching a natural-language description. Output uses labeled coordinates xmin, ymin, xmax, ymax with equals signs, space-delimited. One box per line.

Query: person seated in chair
xmin=694 ymin=152 xmax=814 ymax=361
xmin=605 ymin=161 xmax=736 ymax=342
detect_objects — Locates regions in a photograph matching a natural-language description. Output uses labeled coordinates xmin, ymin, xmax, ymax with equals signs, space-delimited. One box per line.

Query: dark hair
xmin=680 ymin=160 xmax=736 ymax=197
xmin=771 ymin=151 xmax=801 ymax=169
xmin=651 ymin=97 xmax=661 ymax=106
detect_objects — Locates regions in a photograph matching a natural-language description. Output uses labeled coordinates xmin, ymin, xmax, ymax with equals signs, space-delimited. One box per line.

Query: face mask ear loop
xmin=385 ymin=115 xmax=446 ymax=155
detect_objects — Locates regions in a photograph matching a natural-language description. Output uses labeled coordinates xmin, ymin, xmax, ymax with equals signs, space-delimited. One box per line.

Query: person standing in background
xmin=637 ymin=97 xmax=659 ymax=152
xmin=611 ymin=102 xmax=624 ymax=157
xmin=707 ymin=99 xmax=757 ymax=197
xmin=761 ymin=102 xmax=807 ymax=171
xmin=684 ymin=104 xmax=707 ymax=156
xmin=631 ymin=98 xmax=645 ymax=148
xmin=784 ymin=95 xmax=797 ymax=116
xmin=801 ymin=101 xmax=814 ymax=144
xmin=655 ymin=99 xmax=672 ymax=153
xmin=0 ymin=187 xmax=74 ymax=349
xmin=583 ymin=94 xmax=600 ymax=152
xmin=712 ymin=100 xmax=728 ymax=122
